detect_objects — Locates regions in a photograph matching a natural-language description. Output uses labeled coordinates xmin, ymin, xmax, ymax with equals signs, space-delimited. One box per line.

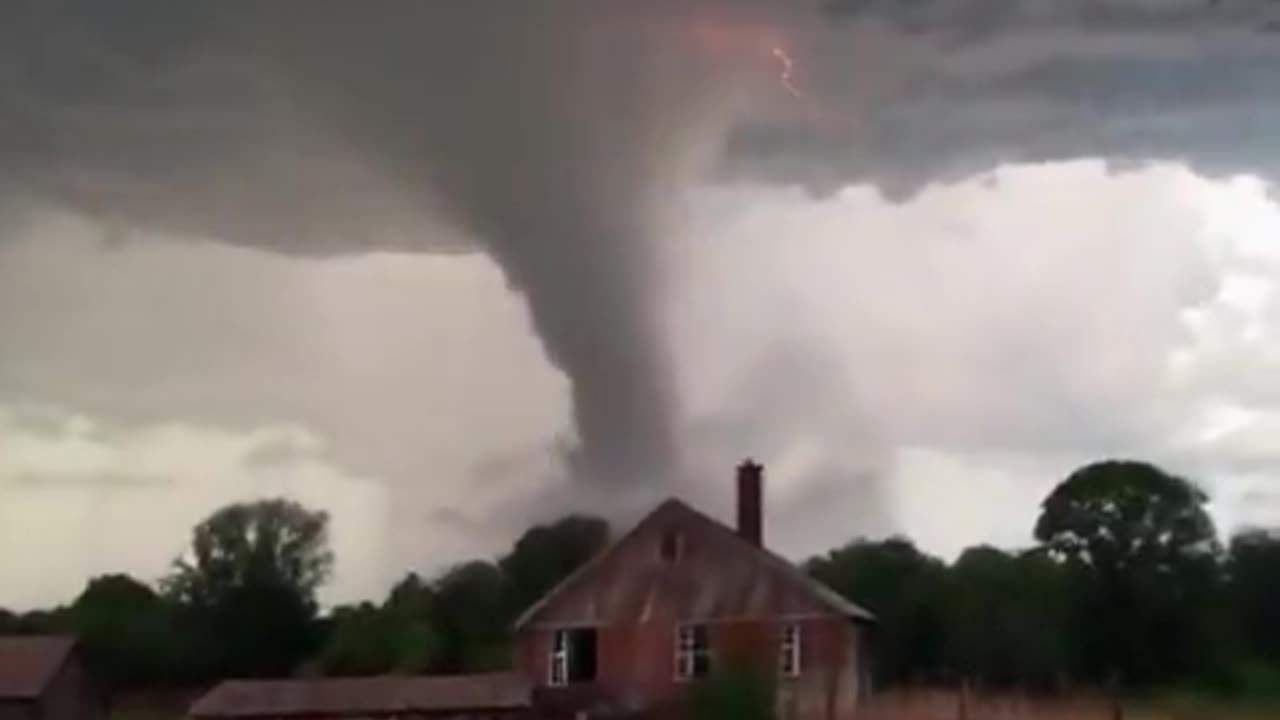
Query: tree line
xmin=0 ymin=499 xmax=610 ymax=690
xmin=3 ymin=459 xmax=1279 ymax=699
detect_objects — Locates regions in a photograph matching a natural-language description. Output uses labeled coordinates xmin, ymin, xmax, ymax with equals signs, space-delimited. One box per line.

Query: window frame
xmin=674 ymin=623 xmax=712 ymax=681
xmin=779 ymin=623 xmax=802 ymax=678
xmin=549 ymin=629 xmax=570 ymax=687
xmin=549 ymin=627 xmax=599 ymax=687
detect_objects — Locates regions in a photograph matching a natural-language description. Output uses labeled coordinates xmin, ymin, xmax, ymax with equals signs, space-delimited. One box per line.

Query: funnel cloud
xmin=0 ymin=0 xmax=802 ymax=487
xmin=6 ymin=0 xmax=1280 ymax=587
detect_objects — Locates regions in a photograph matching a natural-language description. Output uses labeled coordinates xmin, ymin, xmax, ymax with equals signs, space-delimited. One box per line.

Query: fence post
xmin=957 ymin=680 xmax=969 ymax=720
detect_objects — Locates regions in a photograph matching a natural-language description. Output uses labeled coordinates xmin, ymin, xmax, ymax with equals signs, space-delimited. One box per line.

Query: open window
xmin=675 ymin=624 xmax=711 ymax=680
xmin=549 ymin=628 xmax=598 ymax=687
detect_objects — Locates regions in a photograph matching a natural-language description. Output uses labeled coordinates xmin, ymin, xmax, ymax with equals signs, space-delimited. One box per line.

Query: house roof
xmin=0 ymin=635 xmax=77 ymax=700
xmin=514 ymin=498 xmax=874 ymax=628
xmin=188 ymin=673 xmax=532 ymax=718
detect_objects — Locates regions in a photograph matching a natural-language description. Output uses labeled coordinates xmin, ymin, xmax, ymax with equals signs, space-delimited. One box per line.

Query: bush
xmin=686 ymin=662 xmax=775 ymax=720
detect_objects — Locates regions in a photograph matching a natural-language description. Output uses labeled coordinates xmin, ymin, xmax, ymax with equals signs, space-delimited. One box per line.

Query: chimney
xmin=736 ymin=459 xmax=764 ymax=547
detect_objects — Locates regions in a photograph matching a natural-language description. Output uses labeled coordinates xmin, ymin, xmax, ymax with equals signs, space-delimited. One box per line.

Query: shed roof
xmin=514 ymin=498 xmax=874 ymax=628
xmin=188 ymin=673 xmax=531 ymax=718
xmin=0 ymin=635 xmax=77 ymax=700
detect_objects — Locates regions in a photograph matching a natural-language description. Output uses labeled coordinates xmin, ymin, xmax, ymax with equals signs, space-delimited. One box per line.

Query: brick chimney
xmin=736 ymin=459 xmax=764 ymax=547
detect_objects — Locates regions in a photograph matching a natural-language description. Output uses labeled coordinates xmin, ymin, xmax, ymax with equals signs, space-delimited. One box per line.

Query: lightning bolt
xmin=771 ymin=46 xmax=802 ymax=99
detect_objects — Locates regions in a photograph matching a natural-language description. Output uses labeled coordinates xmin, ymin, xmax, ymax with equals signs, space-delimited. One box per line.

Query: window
xmin=549 ymin=628 xmax=597 ymax=686
xmin=675 ymin=624 xmax=711 ymax=680
xmin=660 ymin=529 xmax=683 ymax=563
xmin=550 ymin=630 xmax=568 ymax=686
xmin=780 ymin=624 xmax=801 ymax=678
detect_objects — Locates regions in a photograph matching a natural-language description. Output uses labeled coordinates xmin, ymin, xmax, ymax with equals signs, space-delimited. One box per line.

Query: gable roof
xmin=0 ymin=635 xmax=77 ymax=700
xmin=514 ymin=498 xmax=873 ymax=629
xmin=188 ymin=673 xmax=531 ymax=718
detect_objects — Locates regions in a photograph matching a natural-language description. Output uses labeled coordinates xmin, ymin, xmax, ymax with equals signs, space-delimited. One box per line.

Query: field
xmin=859 ymin=690 xmax=1280 ymax=720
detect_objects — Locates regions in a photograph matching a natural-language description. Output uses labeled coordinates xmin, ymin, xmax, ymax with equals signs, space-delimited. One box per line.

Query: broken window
xmin=675 ymin=624 xmax=711 ymax=680
xmin=549 ymin=628 xmax=598 ymax=686
xmin=780 ymin=624 xmax=801 ymax=678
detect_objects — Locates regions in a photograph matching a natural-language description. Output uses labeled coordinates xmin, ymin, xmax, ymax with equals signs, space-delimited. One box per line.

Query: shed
xmin=0 ymin=636 xmax=102 ymax=720
xmin=189 ymin=673 xmax=532 ymax=720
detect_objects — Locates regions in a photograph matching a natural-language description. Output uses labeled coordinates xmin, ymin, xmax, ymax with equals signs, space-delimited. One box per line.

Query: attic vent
xmin=659 ymin=529 xmax=683 ymax=563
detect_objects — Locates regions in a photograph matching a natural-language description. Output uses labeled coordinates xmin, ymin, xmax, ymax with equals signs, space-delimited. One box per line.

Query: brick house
xmin=0 ymin=636 xmax=103 ymax=720
xmin=189 ymin=461 xmax=873 ymax=720
xmin=514 ymin=461 xmax=874 ymax=720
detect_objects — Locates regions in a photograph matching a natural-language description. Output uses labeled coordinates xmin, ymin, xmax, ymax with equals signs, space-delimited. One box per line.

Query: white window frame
xmin=549 ymin=629 xmax=569 ymax=687
xmin=780 ymin=623 xmax=802 ymax=678
xmin=675 ymin=624 xmax=712 ymax=681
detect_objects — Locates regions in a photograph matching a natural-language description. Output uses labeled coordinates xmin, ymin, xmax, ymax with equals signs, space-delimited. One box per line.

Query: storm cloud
xmin=731 ymin=0 xmax=1280 ymax=194
xmin=1 ymin=0 xmax=804 ymax=489
xmin=4 ymin=0 xmax=1280 ymax=538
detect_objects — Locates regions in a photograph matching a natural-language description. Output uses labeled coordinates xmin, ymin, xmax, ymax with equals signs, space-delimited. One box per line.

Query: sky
xmin=5 ymin=0 xmax=1280 ymax=608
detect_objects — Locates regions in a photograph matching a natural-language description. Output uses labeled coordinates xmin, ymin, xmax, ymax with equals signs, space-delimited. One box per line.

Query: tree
xmin=499 ymin=514 xmax=609 ymax=618
xmin=944 ymin=547 xmax=1073 ymax=691
xmin=70 ymin=574 xmax=182 ymax=690
xmin=432 ymin=561 xmax=510 ymax=672
xmin=164 ymin=499 xmax=334 ymax=678
xmin=806 ymin=537 xmax=948 ymax=686
xmin=381 ymin=572 xmax=438 ymax=672
xmin=8 ymin=607 xmax=71 ymax=634
xmin=317 ymin=574 xmax=438 ymax=676
xmin=1033 ymin=460 xmax=1222 ymax=686
xmin=1226 ymin=529 xmax=1280 ymax=667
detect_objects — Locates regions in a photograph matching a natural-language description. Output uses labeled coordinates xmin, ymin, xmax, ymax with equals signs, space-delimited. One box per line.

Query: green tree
xmin=433 ymin=561 xmax=509 ymax=672
xmin=944 ymin=547 xmax=1073 ymax=691
xmin=318 ymin=574 xmax=438 ymax=676
xmin=806 ymin=537 xmax=948 ymax=686
xmin=381 ymin=573 xmax=438 ymax=671
xmin=317 ymin=603 xmax=386 ymax=675
xmin=164 ymin=499 xmax=333 ymax=678
xmin=70 ymin=574 xmax=182 ymax=690
xmin=500 ymin=514 xmax=609 ymax=619
xmin=1226 ymin=529 xmax=1280 ymax=667
xmin=9 ymin=607 xmax=71 ymax=634
xmin=1033 ymin=460 xmax=1222 ymax=686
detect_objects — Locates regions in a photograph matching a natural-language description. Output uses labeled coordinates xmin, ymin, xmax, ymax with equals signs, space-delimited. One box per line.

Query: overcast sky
xmin=5 ymin=1 xmax=1280 ymax=609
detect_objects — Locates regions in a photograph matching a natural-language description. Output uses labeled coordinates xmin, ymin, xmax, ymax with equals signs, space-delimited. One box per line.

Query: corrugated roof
xmin=514 ymin=499 xmax=874 ymax=628
xmin=188 ymin=673 xmax=532 ymax=718
xmin=0 ymin=635 xmax=77 ymax=700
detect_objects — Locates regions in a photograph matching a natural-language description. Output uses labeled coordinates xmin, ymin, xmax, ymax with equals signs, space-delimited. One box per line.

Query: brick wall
xmin=517 ymin=616 xmax=863 ymax=720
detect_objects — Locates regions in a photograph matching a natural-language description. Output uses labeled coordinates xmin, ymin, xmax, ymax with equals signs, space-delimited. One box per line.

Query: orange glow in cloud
xmin=683 ymin=14 xmax=806 ymax=98
xmin=679 ymin=11 xmax=860 ymax=133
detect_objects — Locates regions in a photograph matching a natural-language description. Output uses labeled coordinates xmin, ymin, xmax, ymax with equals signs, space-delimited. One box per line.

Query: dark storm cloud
xmin=822 ymin=0 xmax=1273 ymax=30
xmin=3 ymin=0 xmax=1280 ymax=492
xmin=0 ymin=0 xmax=800 ymax=488
xmin=729 ymin=1 xmax=1280 ymax=195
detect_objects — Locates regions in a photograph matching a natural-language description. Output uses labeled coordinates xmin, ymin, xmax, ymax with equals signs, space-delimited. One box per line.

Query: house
xmin=0 ymin=636 xmax=103 ymax=720
xmin=513 ymin=460 xmax=874 ymax=720
xmin=189 ymin=461 xmax=874 ymax=720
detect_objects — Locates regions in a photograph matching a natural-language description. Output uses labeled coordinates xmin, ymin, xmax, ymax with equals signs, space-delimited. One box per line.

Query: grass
xmin=107 ymin=680 xmax=1280 ymax=720
xmin=1142 ymin=695 xmax=1280 ymax=720
xmin=858 ymin=689 xmax=1280 ymax=720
